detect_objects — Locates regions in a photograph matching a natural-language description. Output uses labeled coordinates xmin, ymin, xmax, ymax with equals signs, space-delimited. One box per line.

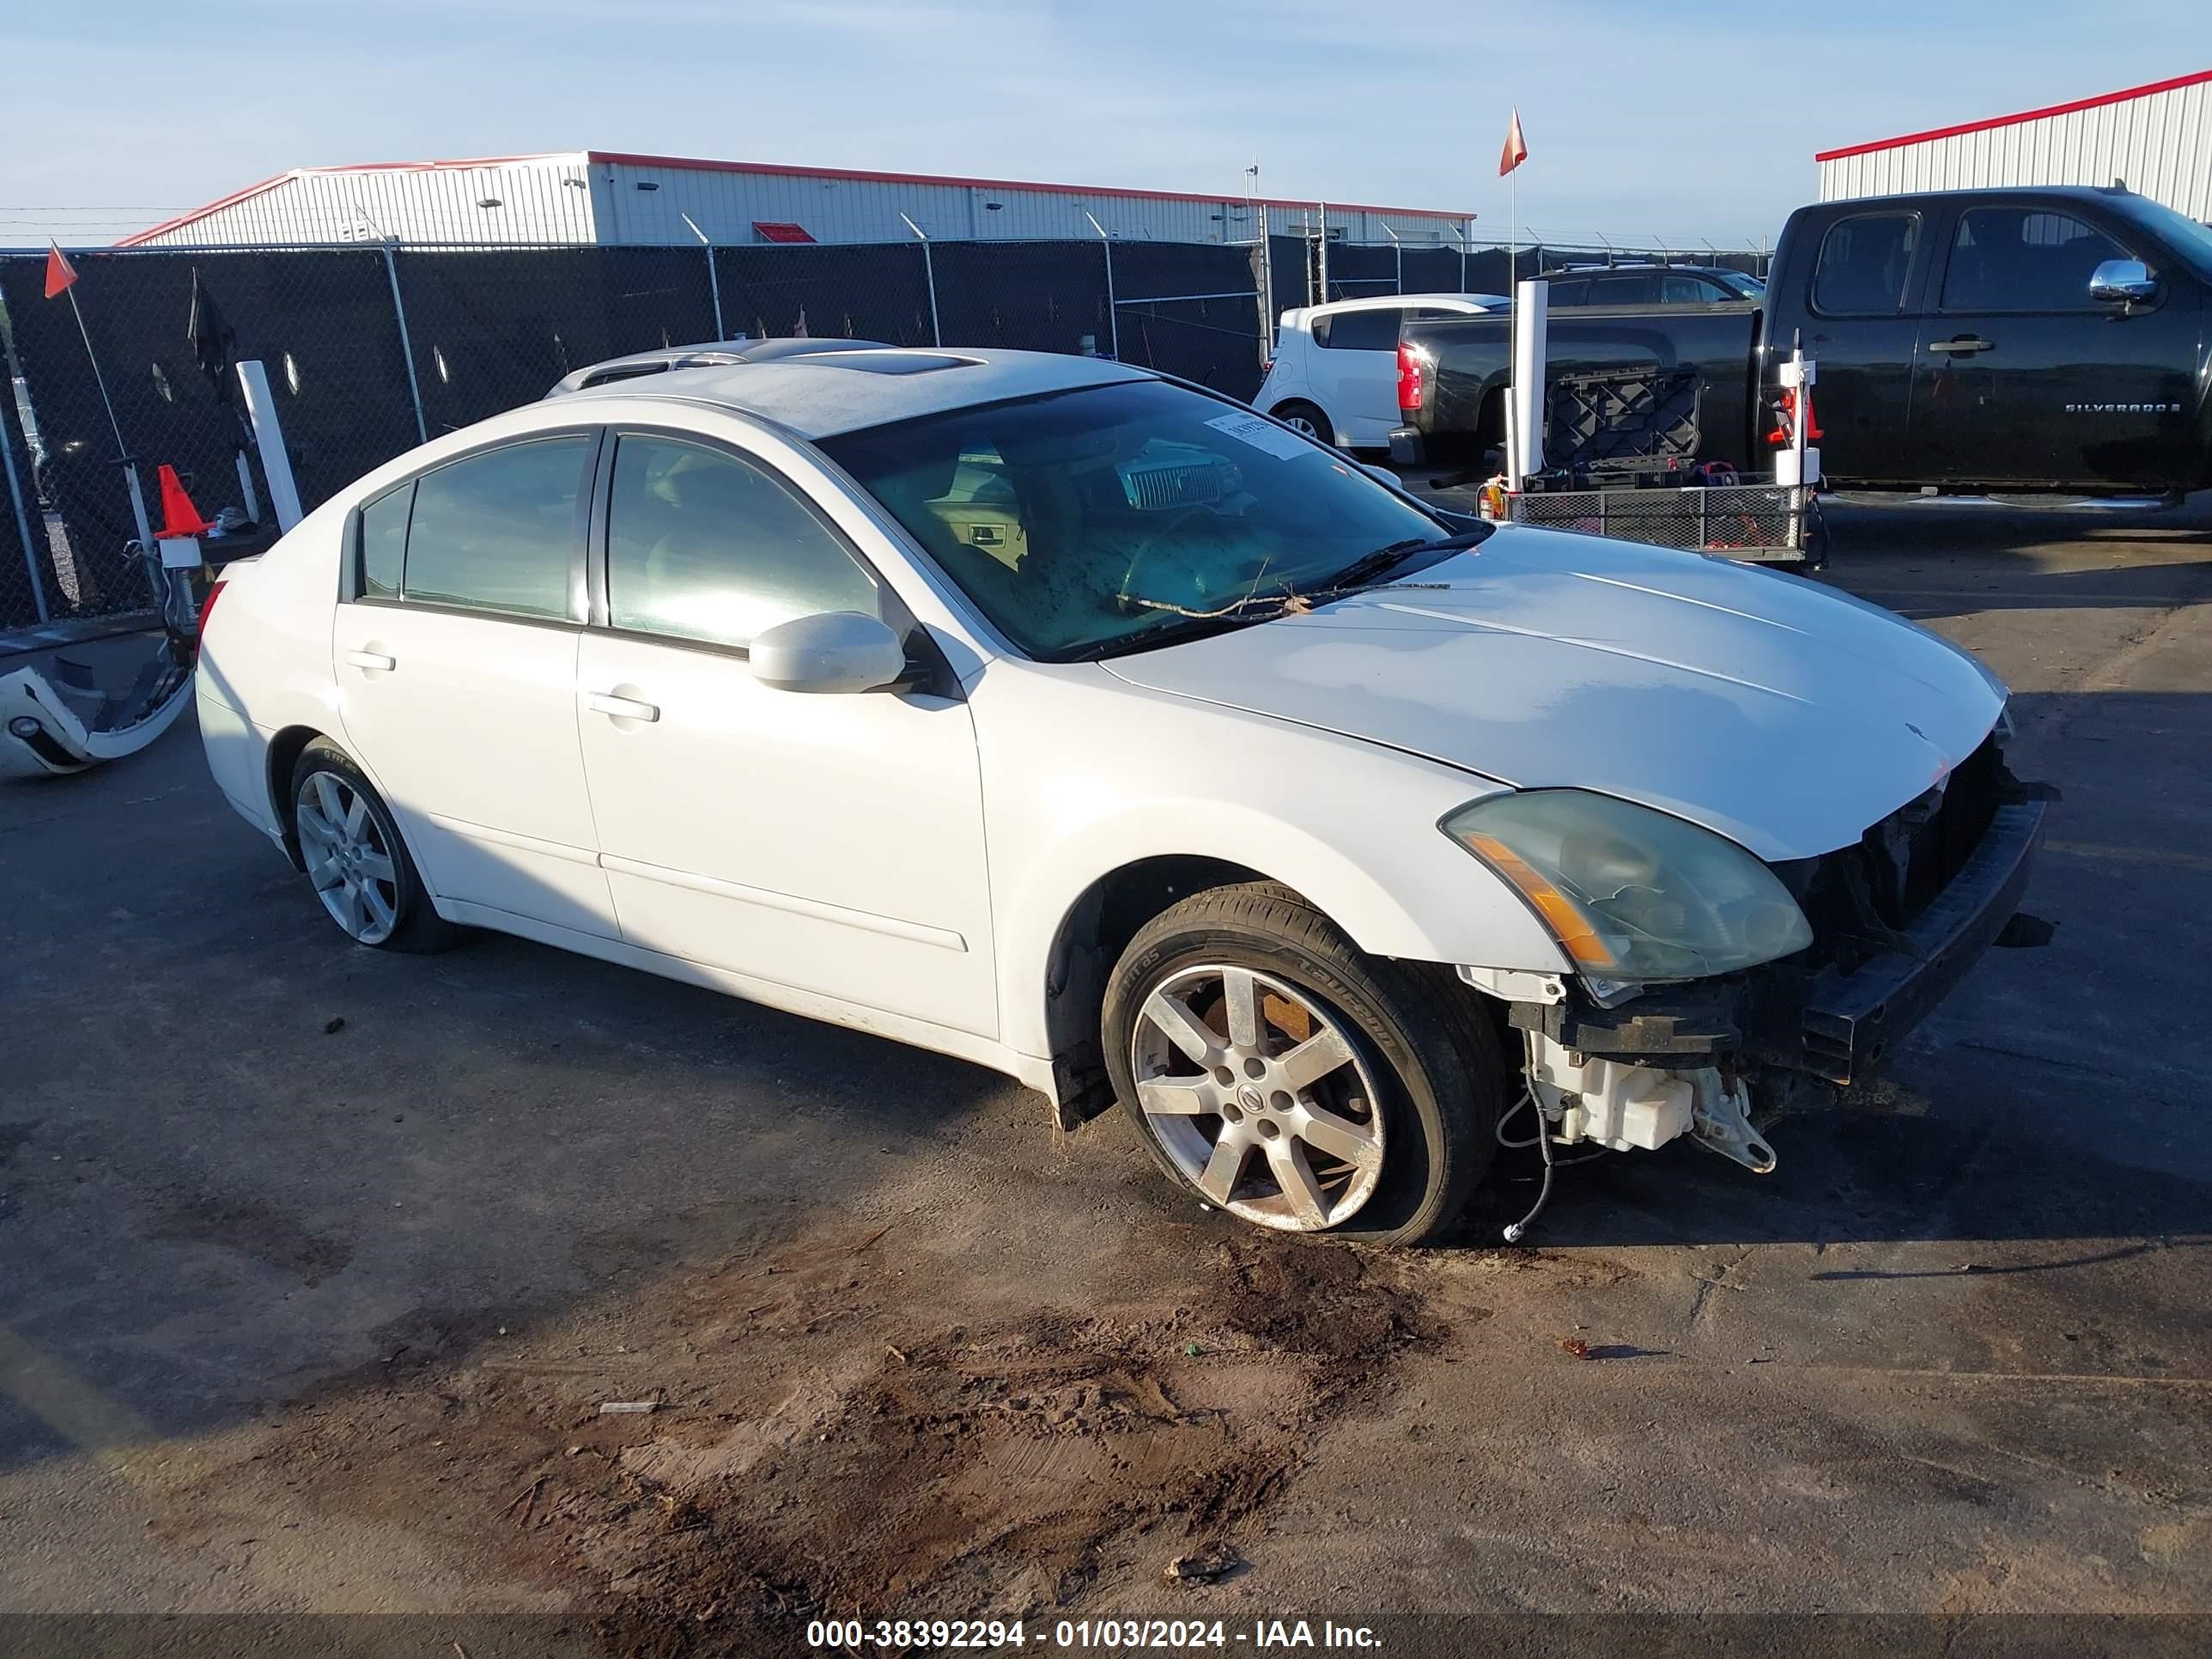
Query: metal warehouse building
xmin=118 ymin=151 xmax=1472 ymax=249
xmin=1817 ymin=69 xmax=2212 ymax=220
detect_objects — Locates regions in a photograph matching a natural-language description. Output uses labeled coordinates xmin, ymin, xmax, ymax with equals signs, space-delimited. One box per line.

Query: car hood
xmin=1101 ymin=526 xmax=2008 ymax=861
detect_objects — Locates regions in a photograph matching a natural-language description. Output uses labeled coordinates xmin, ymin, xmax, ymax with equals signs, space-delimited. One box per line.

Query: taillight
xmin=196 ymin=578 xmax=225 ymax=642
xmin=1396 ymin=343 xmax=1425 ymax=411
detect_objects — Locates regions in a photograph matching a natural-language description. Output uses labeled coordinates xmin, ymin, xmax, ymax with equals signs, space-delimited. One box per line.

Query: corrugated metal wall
xmin=591 ymin=161 xmax=1463 ymax=246
xmin=137 ymin=158 xmax=600 ymax=246
xmin=1819 ymin=78 xmax=2212 ymax=220
xmin=134 ymin=156 xmax=1461 ymax=248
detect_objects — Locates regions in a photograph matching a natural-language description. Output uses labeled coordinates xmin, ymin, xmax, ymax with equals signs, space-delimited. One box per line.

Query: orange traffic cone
xmin=155 ymin=464 xmax=214 ymax=538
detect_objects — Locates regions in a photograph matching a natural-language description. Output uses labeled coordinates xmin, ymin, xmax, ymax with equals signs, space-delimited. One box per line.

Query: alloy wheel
xmin=1130 ymin=963 xmax=1385 ymax=1231
xmin=295 ymin=769 xmax=401 ymax=945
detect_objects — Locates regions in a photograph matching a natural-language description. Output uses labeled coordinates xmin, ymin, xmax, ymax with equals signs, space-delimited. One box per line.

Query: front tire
xmin=1103 ymin=882 xmax=1501 ymax=1245
xmin=289 ymin=739 xmax=460 ymax=953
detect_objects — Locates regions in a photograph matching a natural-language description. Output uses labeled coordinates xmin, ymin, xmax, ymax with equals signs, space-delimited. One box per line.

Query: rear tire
xmin=1271 ymin=400 xmax=1333 ymax=447
xmin=1103 ymin=881 xmax=1501 ymax=1245
xmin=289 ymin=739 xmax=462 ymax=954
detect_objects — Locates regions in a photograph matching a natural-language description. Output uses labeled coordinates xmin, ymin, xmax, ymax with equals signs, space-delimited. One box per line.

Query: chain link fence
xmin=0 ymin=234 xmax=1267 ymax=635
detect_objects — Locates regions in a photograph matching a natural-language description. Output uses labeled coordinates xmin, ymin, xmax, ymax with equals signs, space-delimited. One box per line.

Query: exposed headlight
xmin=1441 ymin=790 xmax=1814 ymax=980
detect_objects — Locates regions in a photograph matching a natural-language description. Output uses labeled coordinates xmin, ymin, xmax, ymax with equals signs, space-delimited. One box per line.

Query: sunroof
xmin=793 ymin=350 xmax=975 ymax=376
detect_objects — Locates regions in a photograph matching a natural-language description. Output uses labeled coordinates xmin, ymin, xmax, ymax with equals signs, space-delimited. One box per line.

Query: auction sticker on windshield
xmin=1205 ymin=410 xmax=1314 ymax=460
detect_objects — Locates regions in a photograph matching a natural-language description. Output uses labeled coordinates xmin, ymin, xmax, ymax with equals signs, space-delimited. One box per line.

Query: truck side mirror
xmin=2087 ymin=258 xmax=2157 ymax=307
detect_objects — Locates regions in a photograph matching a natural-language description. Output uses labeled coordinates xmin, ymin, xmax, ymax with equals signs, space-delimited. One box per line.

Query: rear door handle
xmin=586 ymin=691 xmax=659 ymax=723
xmin=343 ymin=650 xmax=396 ymax=672
xmin=1926 ymin=336 xmax=1994 ymax=355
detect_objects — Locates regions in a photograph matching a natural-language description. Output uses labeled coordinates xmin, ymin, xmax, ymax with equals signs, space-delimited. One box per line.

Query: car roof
xmin=554 ymin=345 xmax=1155 ymax=438
xmin=1311 ymin=291 xmax=1501 ymax=313
xmin=1547 ymin=264 xmax=1751 ymax=277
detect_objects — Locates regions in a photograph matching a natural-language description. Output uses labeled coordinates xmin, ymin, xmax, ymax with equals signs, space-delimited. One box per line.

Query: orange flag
xmin=1498 ymin=108 xmax=1528 ymax=177
xmin=44 ymin=240 xmax=79 ymax=299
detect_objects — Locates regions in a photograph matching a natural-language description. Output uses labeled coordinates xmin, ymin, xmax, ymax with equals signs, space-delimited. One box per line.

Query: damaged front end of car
xmin=1456 ymin=726 xmax=2053 ymax=1188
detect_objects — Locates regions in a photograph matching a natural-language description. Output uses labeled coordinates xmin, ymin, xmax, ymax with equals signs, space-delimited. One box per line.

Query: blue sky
xmin=2 ymin=0 xmax=2205 ymax=249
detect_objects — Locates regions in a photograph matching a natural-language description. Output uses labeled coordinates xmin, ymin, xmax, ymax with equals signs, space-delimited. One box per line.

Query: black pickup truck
xmin=1391 ymin=185 xmax=2212 ymax=495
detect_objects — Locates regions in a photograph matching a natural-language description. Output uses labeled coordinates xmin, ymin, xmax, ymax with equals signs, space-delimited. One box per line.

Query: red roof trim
xmin=585 ymin=150 xmax=1472 ymax=221
xmin=1815 ymin=67 xmax=2212 ymax=162
xmin=115 ymin=171 xmax=295 ymax=246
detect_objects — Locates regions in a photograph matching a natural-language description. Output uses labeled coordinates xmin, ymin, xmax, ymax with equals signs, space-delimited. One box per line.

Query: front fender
xmin=973 ymin=666 xmax=1572 ymax=1064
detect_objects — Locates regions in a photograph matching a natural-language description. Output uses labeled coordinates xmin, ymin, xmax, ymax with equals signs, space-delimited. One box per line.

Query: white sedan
xmin=195 ymin=348 xmax=2045 ymax=1244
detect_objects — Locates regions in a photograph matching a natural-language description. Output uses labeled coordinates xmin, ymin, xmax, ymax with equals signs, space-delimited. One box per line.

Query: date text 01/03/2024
xmin=805 ymin=1617 xmax=1384 ymax=1649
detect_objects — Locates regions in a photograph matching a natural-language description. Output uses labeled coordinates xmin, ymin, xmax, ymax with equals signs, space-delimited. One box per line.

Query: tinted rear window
xmin=1317 ymin=307 xmax=1401 ymax=350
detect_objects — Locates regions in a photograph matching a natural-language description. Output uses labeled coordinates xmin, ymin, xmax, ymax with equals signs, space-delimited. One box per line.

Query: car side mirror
xmin=749 ymin=611 xmax=908 ymax=694
xmin=2087 ymin=258 xmax=2157 ymax=307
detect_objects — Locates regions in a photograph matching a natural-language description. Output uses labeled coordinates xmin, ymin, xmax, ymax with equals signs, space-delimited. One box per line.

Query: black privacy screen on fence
xmin=1 ymin=231 xmax=1771 ymax=630
xmin=393 ymin=246 xmax=721 ymax=432
xmin=0 ymin=247 xmax=422 ymax=623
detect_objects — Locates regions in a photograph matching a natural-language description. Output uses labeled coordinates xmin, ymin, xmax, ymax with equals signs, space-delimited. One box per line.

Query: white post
xmin=1777 ymin=340 xmax=1819 ymax=489
xmin=1508 ymin=278 xmax=1548 ymax=490
xmin=0 ymin=410 xmax=46 ymax=623
xmin=234 ymin=451 xmax=261 ymax=525
xmin=681 ymin=212 xmax=726 ymax=341
xmin=900 ymin=213 xmax=941 ymax=347
xmin=1085 ymin=212 xmax=1119 ymax=361
xmin=237 ymin=361 xmax=304 ymax=532
xmin=1256 ymin=203 xmax=1275 ymax=356
xmin=379 ymin=244 xmax=428 ymax=444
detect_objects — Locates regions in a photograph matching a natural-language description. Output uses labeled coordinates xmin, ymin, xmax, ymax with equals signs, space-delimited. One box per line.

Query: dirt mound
xmin=252 ymin=1220 xmax=1445 ymax=1658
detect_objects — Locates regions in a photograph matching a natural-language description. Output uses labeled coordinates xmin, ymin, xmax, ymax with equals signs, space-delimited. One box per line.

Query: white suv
xmin=1255 ymin=293 xmax=1505 ymax=451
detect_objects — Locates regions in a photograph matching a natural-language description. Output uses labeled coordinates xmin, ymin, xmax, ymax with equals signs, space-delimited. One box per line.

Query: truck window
xmin=1547 ymin=279 xmax=1589 ymax=306
xmin=1316 ymin=307 xmax=1401 ymax=350
xmin=1940 ymin=209 xmax=2129 ymax=312
xmin=1813 ymin=213 xmax=1921 ymax=315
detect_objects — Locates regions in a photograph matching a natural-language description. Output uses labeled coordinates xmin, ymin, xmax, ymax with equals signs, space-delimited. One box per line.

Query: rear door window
xmin=1940 ymin=209 xmax=2129 ymax=311
xmin=1592 ymin=273 xmax=1659 ymax=305
xmin=402 ymin=435 xmax=590 ymax=621
xmin=1317 ymin=307 xmax=1402 ymax=350
xmin=1813 ymin=213 xmax=1922 ymax=314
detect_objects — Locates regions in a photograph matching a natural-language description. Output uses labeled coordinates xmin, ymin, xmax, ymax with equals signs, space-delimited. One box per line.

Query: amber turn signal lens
xmin=1463 ymin=832 xmax=1616 ymax=969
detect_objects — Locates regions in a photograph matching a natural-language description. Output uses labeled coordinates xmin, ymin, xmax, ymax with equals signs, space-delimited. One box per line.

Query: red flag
xmin=1498 ymin=108 xmax=1528 ymax=178
xmin=44 ymin=241 xmax=79 ymax=299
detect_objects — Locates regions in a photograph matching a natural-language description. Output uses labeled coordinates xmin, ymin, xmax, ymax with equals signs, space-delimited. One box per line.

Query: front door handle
xmin=343 ymin=649 xmax=396 ymax=672
xmin=586 ymin=691 xmax=659 ymax=723
xmin=1926 ymin=336 xmax=1994 ymax=355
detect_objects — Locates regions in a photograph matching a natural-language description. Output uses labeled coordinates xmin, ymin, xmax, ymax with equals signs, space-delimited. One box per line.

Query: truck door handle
xmin=586 ymin=691 xmax=659 ymax=723
xmin=1926 ymin=336 xmax=1994 ymax=355
xmin=343 ymin=650 xmax=396 ymax=672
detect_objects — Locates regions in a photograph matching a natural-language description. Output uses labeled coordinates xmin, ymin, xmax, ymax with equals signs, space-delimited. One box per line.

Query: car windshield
xmin=818 ymin=379 xmax=1460 ymax=661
